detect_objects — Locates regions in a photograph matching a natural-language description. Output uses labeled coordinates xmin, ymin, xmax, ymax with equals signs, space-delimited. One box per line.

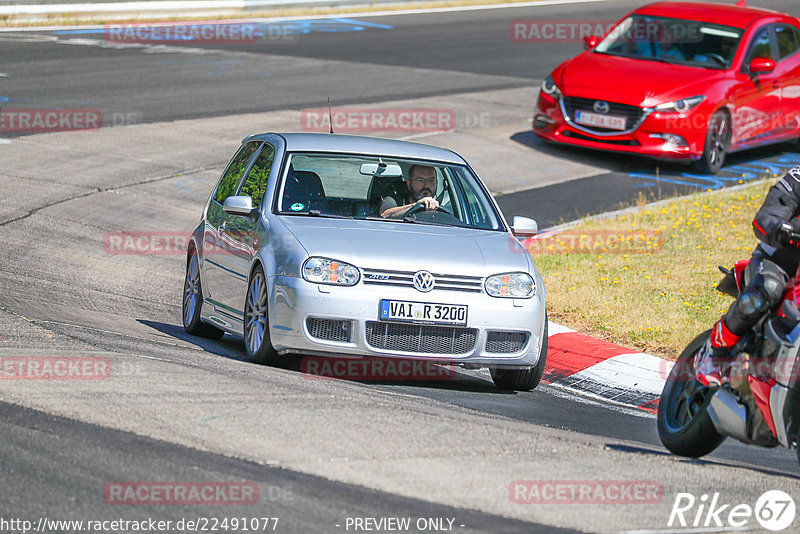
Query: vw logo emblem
xmin=413 ymin=271 xmax=435 ymax=292
xmin=593 ymin=100 xmax=610 ymax=114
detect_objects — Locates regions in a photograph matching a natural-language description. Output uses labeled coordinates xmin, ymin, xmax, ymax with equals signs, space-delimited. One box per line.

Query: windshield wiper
xmin=305 ymin=210 xmax=353 ymax=219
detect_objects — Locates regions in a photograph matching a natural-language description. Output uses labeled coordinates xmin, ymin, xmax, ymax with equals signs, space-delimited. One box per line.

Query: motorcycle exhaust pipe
xmin=708 ymin=388 xmax=753 ymax=444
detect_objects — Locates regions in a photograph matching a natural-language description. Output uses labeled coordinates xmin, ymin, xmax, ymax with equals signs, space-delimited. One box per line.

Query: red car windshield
xmin=595 ymin=15 xmax=743 ymax=69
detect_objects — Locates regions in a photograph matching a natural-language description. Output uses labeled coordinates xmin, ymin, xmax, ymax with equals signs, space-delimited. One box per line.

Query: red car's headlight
xmin=541 ymin=76 xmax=562 ymax=99
xmin=649 ymin=95 xmax=706 ymax=113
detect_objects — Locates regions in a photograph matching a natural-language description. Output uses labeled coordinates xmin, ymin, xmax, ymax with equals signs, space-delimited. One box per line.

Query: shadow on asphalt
xmin=138 ymin=319 xmax=513 ymax=393
xmin=511 ymin=130 xmax=798 ymax=178
xmin=607 ymin=443 xmax=800 ymax=480
xmin=137 ymin=319 xmax=250 ymax=362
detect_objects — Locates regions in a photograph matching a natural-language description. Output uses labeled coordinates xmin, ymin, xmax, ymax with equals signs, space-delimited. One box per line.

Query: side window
xmin=746 ymin=27 xmax=774 ymax=63
xmin=774 ymin=25 xmax=800 ymax=59
xmin=239 ymin=144 xmax=275 ymax=208
xmin=213 ymin=141 xmax=260 ymax=204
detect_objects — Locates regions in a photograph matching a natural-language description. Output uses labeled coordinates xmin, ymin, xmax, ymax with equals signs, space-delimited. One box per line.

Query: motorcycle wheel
xmin=657 ymin=330 xmax=726 ymax=457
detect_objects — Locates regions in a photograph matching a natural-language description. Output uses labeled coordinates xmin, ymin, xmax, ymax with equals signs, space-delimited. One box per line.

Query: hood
xmin=557 ymin=52 xmax=719 ymax=106
xmin=279 ymin=216 xmax=531 ymax=276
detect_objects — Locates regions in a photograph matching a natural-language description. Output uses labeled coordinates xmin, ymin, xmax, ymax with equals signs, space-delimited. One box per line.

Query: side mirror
xmin=583 ymin=35 xmax=600 ymax=50
xmin=511 ymin=216 xmax=538 ymax=238
xmin=749 ymin=57 xmax=775 ymax=74
xmin=223 ymin=196 xmax=257 ymax=219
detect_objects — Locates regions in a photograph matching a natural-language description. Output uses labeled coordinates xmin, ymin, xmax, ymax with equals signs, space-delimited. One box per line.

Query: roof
xmin=635 ymin=1 xmax=787 ymax=29
xmin=245 ymin=133 xmax=466 ymax=165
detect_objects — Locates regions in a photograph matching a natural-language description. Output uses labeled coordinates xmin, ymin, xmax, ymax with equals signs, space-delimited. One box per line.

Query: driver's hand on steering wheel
xmin=415 ymin=197 xmax=439 ymax=211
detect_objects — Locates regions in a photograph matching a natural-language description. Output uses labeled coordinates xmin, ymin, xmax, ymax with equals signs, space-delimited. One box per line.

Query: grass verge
xmin=529 ymin=178 xmax=777 ymax=359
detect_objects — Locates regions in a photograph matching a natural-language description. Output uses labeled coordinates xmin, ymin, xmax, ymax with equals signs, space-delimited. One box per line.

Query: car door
xmin=773 ymin=24 xmax=800 ymax=138
xmin=729 ymin=25 xmax=782 ymax=145
xmin=203 ymin=140 xmax=261 ymax=322
xmin=213 ymin=142 xmax=275 ymax=318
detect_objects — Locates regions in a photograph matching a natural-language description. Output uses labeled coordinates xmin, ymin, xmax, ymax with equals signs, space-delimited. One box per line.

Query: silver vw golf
xmin=182 ymin=133 xmax=547 ymax=390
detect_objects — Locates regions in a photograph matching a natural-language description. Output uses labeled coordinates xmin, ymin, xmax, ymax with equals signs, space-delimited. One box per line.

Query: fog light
xmin=534 ymin=115 xmax=555 ymax=129
xmin=649 ymin=133 xmax=687 ymax=148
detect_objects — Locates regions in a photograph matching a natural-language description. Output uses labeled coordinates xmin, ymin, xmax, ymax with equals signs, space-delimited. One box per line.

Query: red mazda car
xmin=533 ymin=1 xmax=800 ymax=173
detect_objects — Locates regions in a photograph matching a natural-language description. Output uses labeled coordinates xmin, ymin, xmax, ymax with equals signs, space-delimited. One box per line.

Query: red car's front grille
xmin=562 ymin=130 xmax=641 ymax=146
xmin=563 ymin=97 xmax=645 ymax=134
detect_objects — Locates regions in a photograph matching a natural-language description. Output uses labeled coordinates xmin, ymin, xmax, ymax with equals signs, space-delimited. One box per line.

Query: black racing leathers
xmin=752 ymin=166 xmax=800 ymax=273
xmin=711 ymin=167 xmax=800 ymax=349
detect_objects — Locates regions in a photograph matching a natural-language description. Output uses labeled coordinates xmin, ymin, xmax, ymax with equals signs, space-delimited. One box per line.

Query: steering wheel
xmin=405 ymin=202 xmax=451 ymax=218
xmin=704 ymin=53 xmax=727 ymax=66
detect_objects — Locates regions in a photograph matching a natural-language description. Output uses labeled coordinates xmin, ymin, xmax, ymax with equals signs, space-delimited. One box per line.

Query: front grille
xmin=366 ymin=321 xmax=477 ymax=354
xmin=562 ymin=97 xmax=645 ymax=134
xmin=307 ymin=318 xmax=352 ymax=342
xmin=486 ymin=331 xmax=528 ymax=353
xmin=561 ymin=130 xmax=641 ymax=146
xmin=361 ymin=268 xmax=483 ymax=293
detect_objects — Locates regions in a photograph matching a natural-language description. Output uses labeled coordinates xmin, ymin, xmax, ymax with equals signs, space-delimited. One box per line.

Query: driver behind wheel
xmin=380 ymin=164 xmax=439 ymax=218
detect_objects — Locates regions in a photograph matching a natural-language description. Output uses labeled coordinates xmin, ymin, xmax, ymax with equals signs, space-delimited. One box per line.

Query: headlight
xmin=650 ymin=95 xmax=705 ymax=113
xmin=302 ymin=257 xmax=360 ymax=286
xmin=485 ymin=272 xmax=535 ymax=298
xmin=541 ymin=76 xmax=562 ymax=99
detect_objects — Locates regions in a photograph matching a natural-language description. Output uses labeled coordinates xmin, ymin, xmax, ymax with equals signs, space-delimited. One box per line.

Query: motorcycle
xmin=657 ymin=259 xmax=800 ymax=465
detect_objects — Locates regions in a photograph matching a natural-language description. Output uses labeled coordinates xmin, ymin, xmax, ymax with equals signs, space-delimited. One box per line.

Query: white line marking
xmin=547 ymin=321 xmax=576 ymax=335
xmin=541 ymin=382 xmax=655 ymax=419
xmin=0 ymin=140 xmax=12 ymax=144
xmin=0 ymin=0 xmax=615 ymax=31
xmin=568 ymin=352 xmax=670 ymax=396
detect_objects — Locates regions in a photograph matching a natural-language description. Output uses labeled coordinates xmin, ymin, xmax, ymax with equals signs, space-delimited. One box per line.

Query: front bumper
xmin=533 ymin=92 xmax=707 ymax=161
xmin=268 ymin=274 xmax=546 ymax=369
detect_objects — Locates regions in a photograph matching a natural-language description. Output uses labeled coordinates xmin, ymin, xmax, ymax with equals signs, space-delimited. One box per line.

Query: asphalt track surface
xmin=2 ymin=1 xmax=800 ymax=532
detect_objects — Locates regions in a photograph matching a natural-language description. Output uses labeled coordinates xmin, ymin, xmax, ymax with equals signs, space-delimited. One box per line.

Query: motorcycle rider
xmin=696 ymin=165 xmax=800 ymax=386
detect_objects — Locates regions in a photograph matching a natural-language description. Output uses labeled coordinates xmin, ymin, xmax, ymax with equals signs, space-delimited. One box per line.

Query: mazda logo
xmin=413 ymin=271 xmax=435 ymax=292
xmin=593 ymin=100 xmax=610 ymax=114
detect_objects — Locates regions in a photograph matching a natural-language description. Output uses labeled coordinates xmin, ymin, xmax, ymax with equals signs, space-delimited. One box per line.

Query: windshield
xmin=595 ymin=15 xmax=743 ymax=69
xmin=276 ymin=153 xmax=503 ymax=231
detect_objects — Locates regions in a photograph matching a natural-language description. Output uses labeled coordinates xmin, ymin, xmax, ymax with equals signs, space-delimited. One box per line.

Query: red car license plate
xmin=575 ymin=110 xmax=626 ymax=130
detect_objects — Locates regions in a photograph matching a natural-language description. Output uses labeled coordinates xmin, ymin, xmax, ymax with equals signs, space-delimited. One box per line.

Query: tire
xmin=244 ymin=264 xmax=279 ymax=365
xmin=491 ymin=318 xmax=548 ymax=391
xmin=692 ymin=109 xmax=731 ymax=175
xmin=183 ymin=248 xmax=225 ymax=340
xmin=657 ymin=329 xmax=726 ymax=457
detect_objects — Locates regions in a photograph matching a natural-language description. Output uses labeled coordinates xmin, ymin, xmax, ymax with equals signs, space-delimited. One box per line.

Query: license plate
xmin=379 ymin=299 xmax=468 ymax=326
xmin=575 ymin=110 xmax=626 ymax=130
